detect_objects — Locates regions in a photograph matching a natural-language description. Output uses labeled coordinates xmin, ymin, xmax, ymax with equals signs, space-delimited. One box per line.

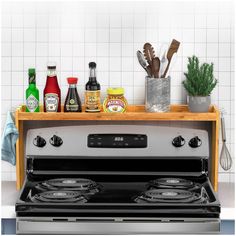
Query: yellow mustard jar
xmin=103 ymin=88 xmax=128 ymax=113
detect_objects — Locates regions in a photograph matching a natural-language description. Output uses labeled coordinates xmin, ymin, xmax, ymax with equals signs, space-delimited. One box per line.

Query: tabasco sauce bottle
xmin=43 ymin=62 xmax=61 ymax=112
xmin=85 ymin=62 xmax=101 ymax=112
xmin=26 ymin=68 xmax=39 ymax=112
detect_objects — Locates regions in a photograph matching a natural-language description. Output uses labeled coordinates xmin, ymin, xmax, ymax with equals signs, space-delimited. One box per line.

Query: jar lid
xmin=107 ymin=87 xmax=124 ymax=95
xmin=67 ymin=77 xmax=78 ymax=84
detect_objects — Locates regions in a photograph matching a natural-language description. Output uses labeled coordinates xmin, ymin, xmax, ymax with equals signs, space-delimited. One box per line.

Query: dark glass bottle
xmin=85 ymin=62 xmax=101 ymax=112
xmin=64 ymin=77 xmax=82 ymax=112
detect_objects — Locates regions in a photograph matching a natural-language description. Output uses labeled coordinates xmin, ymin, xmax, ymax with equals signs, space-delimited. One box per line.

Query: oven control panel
xmin=88 ymin=134 xmax=147 ymax=148
xmin=26 ymin=125 xmax=209 ymax=157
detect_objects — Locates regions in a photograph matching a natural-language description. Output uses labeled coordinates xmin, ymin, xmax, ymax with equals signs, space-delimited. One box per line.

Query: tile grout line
xmin=132 ymin=10 xmax=134 ymax=105
xmin=229 ymin=8 xmax=232 ymax=182
xmin=22 ymin=12 xmax=25 ymax=105
xmin=10 ymin=10 xmax=12 ymax=111
xmin=108 ymin=11 xmax=111 ymax=88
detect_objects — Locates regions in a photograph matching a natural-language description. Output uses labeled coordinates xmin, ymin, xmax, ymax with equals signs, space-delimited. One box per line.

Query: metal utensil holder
xmin=145 ymin=76 xmax=170 ymax=112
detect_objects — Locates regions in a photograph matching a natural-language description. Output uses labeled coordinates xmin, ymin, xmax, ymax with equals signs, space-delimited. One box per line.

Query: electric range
xmin=16 ymin=125 xmax=220 ymax=234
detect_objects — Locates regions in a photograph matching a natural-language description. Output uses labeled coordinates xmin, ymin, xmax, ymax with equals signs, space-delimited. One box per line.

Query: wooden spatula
xmin=152 ymin=57 xmax=160 ymax=78
xmin=162 ymin=39 xmax=180 ymax=78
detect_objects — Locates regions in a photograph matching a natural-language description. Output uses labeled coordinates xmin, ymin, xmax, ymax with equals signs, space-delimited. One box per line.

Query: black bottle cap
xmin=89 ymin=62 xmax=96 ymax=68
xmin=47 ymin=62 xmax=56 ymax=69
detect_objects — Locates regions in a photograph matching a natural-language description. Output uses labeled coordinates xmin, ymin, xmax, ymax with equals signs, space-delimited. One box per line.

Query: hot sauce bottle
xmin=85 ymin=62 xmax=101 ymax=112
xmin=26 ymin=68 xmax=39 ymax=112
xmin=43 ymin=62 xmax=61 ymax=112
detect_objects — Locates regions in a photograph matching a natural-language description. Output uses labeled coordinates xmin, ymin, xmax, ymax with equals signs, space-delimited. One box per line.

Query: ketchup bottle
xmin=43 ymin=62 xmax=61 ymax=112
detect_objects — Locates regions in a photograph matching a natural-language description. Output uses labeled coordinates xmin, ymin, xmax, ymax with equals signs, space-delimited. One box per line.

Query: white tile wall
xmin=1 ymin=1 xmax=234 ymax=183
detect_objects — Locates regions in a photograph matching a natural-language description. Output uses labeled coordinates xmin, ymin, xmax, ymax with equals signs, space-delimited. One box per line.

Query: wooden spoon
xmin=152 ymin=57 xmax=160 ymax=78
xmin=162 ymin=39 xmax=180 ymax=78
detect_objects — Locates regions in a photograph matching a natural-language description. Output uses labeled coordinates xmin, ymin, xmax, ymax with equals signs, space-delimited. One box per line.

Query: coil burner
xmin=148 ymin=178 xmax=201 ymax=191
xmin=135 ymin=189 xmax=208 ymax=203
xmin=29 ymin=190 xmax=87 ymax=203
xmin=35 ymin=178 xmax=100 ymax=194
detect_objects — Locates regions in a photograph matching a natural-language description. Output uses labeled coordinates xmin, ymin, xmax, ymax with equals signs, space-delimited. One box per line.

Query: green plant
xmin=182 ymin=55 xmax=217 ymax=96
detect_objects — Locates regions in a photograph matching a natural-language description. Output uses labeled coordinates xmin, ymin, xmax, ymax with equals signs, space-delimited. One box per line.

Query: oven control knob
xmin=172 ymin=136 xmax=185 ymax=147
xmin=50 ymin=135 xmax=63 ymax=147
xmin=189 ymin=136 xmax=202 ymax=148
xmin=33 ymin=136 xmax=46 ymax=148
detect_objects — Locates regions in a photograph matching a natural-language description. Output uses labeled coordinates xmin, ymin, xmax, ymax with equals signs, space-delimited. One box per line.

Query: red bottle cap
xmin=67 ymin=77 xmax=78 ymax=84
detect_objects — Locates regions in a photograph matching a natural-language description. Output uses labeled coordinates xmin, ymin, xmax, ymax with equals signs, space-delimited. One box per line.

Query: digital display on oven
xmin=87 ymin=134 xmax=147 ymax=148
xmin=114 ymin=137 xmax=124 ymax=141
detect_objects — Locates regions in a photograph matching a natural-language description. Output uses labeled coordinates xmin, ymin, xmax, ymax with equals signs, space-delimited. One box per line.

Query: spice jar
xmin=103 ymin=88 xmax=127 ymax=113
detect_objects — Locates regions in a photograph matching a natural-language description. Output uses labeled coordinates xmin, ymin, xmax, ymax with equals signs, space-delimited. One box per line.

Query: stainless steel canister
xmin=145 ymin=76 xmax=170 ymax=112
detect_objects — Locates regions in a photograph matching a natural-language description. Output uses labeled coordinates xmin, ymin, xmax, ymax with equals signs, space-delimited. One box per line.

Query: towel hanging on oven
xmin=1 ymin=111 xmax=19 ymax=165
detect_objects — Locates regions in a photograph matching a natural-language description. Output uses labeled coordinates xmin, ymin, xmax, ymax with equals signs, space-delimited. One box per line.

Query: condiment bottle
xmin=43 ymin=62 xmax=61 ymax=112
xmin=85 ymin=62 xmax=101 ymax=112
xmin=26 ymin=68 xmax=39 ymax=112
xmin=103 ymin=87 xmax=128 ymax=113
xmin=64 ymin=77 xmax=82 ymax=112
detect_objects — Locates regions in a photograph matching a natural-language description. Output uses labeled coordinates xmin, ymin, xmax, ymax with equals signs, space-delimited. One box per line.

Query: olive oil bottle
xmin=85 ymin=62 xmax=101 ymax=112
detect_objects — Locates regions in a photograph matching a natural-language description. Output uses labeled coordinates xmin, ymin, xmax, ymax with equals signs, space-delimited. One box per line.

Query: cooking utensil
xmin=162 ymin=39 xmax=180 ymax=78
xmin=143 ymin=43 xmax=155 ymax=66
xmin=158 ymin=43 xmax=168 ymax=60
xmin=151 ymin=57 xmax=160 ymax=78
xmin=165 ymin=53 xmax=177 ymax=77
xmin=136 ymin=50 xmax=152 ymax=77
xmin=160 ymin=49 xmax=168 ymax=77
xmin=220 ymin=112 xmax=232 ymax=171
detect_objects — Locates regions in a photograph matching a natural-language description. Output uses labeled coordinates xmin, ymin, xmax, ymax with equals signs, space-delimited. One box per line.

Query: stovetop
xmin=18 ymin=177 xmax=217 ymax=205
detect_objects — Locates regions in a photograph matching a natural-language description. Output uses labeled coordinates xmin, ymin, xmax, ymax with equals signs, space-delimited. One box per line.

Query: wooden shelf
xmin=16 ymin=104 xmax=219 ymax=121
xmin=15 ymin=104 xmax=220 ymax=192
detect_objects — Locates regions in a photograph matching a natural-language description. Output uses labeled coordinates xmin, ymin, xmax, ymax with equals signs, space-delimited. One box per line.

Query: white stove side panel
xmin=26 ymin=125 xmax=209 ymax=157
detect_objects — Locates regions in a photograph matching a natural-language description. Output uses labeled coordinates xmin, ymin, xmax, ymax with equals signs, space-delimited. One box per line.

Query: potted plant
xmin=182 ymin=55 xmax=217 ymax=112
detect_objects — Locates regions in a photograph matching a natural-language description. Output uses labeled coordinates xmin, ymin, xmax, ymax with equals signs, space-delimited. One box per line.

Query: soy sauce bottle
xmin=85 ymin=62 xmax=101 ymax=112
xmin=64 ymin=77 xmax=82 ymax=112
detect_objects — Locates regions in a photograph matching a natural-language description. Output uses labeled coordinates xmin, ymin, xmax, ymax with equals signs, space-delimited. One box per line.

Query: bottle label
xmin=26 ymin=94 xmax=39 ymax=112
xmin=104 ymin=99 xmax=126 ymax=113
xmin=45 ymin=93 xmax=59 ymax=112
xmin=29 ymin=75 xmax=35 ymax=84
xmin=66 ymin=99 xmax=79 ymax=111
xmin=85 ymin=91 xmax=100 ymax=112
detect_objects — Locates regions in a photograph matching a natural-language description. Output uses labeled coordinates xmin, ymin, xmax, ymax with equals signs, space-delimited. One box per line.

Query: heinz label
xmin=45 ymin=93 xmax=59 ymax=112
